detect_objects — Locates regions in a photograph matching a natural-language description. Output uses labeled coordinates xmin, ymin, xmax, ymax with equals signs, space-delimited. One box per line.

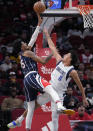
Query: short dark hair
xmin=69 ymin=50 xmax=78 ymax=66
xmin=19 ymin=42 xmax=23 ymax=52
xmin=67 ymin=86 xmax=73 ymax=90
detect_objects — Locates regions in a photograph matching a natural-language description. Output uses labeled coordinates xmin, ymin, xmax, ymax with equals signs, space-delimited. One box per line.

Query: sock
xmin=43 ymin=85 xmax=62 ymax=109
xmin=52 ymin=111 xmax=59 ymax=131
xmin=26 ymin=101 xmax=35 ymax=129
xmin=17 ymin=115 xmax=24 ymax=123
xmin=56 ymin=101 xmax=63 ymax=109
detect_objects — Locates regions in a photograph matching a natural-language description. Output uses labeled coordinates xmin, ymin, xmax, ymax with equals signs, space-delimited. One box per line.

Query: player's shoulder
xmin=56 ymin=60 xmax=63 ymax=66
xmin=24 ymin=50 xmax=34 ymax=57
xmin=70 ymin=69 xmax=77 ymax=77
xmin=24 ymin=50 xmax=32 ymax=54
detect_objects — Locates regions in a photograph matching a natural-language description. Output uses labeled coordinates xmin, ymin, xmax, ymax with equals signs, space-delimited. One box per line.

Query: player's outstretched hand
xmin=37 ymin=13 xmax=43 ymax=26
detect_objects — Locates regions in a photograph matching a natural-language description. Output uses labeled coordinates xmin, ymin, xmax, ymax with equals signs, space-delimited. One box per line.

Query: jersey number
xmin=20 ymin=60 xmax=25 ymax=69
xmin=58 ymin=75 xmax=63 ymax=81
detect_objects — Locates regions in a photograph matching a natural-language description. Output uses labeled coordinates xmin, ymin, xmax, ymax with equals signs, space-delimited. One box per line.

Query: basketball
xmin=33 ymin=1 xmax=46 ymax=14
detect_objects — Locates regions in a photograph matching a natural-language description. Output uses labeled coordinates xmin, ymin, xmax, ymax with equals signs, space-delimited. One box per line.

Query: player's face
xmin=21 ymin=43 xmax=28 ymax=51
xmin=63 ymin=53 xmax=71 ymax=64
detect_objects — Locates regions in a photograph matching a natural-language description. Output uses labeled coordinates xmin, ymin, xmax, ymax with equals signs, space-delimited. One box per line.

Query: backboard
xmin=41 ymin=0 xmax=93 ymax=17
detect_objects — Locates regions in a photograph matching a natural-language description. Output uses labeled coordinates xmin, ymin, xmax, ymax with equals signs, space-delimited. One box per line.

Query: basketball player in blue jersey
xmin=11 ymin=14 xmax=68 ymax=131
xmin=7 ymin=13 xmax=75 ymax=130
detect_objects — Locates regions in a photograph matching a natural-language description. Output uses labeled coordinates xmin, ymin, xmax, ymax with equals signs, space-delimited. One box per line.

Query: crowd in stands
xmin=0 ymin=0 xmax=93 ymax=130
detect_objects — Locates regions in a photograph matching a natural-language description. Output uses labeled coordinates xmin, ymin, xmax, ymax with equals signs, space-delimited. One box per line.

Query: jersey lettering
xmin=56 ymin=66 xmax=66 ymax=81
xmin=58 ymin=75 xmax=63 ymax=81
xmin=56 ymin=66 xmax=65 ymax=75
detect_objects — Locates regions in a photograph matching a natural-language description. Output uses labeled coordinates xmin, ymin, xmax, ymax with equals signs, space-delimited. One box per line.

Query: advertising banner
xmin=36 ymin=33 xmax=56 ymax=81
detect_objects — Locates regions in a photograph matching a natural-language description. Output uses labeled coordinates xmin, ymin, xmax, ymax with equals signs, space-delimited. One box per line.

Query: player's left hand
xmin=83 ymin=98 xmax=89 ymax=107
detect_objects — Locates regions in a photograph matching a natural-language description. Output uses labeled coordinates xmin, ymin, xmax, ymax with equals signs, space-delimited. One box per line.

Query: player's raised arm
xmin=70 ymin=70 xmax=89 ymax=107
xmin=24 ymin=50 xmax=53 ymax=64
xmin=28 ymin=13 xmax=43 ymax=49
xmin=43 ymin=28 xmax=63 ymax=63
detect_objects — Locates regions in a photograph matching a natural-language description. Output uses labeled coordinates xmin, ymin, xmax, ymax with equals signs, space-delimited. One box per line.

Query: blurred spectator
xmin=7 ymin=61 xmax=23 ymax=78
xmin=78 ymin=43 xmax=85 ymax=54
xmin=90 ymin=58 xmax=93 ymax=67
xmin=6 ymin=43 xmax=13 ymax=55
xmin=10 ymin=53 xmax=20 ymax=64
xmin=0 ymin=79 xmax=4 ymax=96
xmin=79 ymin=48 xmax=93 ymax=66
xmin=3 ymin=71 xmax=23 ymax=95
xmin=0 ymin=46 xmax=7 ymax=59
xmin=70 ymin=103 xmax=92 ymax=120
xmin=0 ymin=51 xmax=3 ymax=64
xmin=20 ymin=13 xmax=27 ymax=22
xmin=86 ymin=96 xmax=93 ymax=110
xmin=83 ymin=69 xmax=93 ymax=86
xmin=78 ymin=70 xmax=87 ymax=86
xmin=1 ymin=87 xmax=24 ymax=111
xmin=67 ymin=28 xmax=82 ymax=38
xmin=78 ymin=63 xmax=85 ymax=72
xmin=8 ymin=61 xmax=18 ymax=73
xmin=88 ymin=71 xmax=93 ymax=87
xmin=63 ymin=87 xmax=79 ymax=109
xmin=85 ymin=84 xmax=93 ymax=98
xmin=0 ymin=55 xmax=12 ymax=72
xmin=62 ymin=40 xmax=72 ymax=51
xmin=20 ymin=30 xmax=28 ymax=42
xmin=83 ymin=28 xmax=93 ymax=38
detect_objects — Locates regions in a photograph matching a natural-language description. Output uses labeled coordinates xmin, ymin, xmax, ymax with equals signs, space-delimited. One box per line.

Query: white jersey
xmin=50 ymin=61 xmax=74 ymax=94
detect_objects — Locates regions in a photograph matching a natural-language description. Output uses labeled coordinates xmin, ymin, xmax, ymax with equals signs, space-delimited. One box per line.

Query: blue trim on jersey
xmin=56 ymin=60 xmax=62 ymax=66
xmin=66 ymin=68 xmax=75 ymax=80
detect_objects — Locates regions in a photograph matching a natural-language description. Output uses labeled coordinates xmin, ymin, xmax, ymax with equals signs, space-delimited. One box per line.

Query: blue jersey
xmin=20 ymin=54 xmax=38 ymax=76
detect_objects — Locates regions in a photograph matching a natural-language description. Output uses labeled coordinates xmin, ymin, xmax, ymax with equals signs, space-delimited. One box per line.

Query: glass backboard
xmin=41 ymin=0 xmax=93 ymax=17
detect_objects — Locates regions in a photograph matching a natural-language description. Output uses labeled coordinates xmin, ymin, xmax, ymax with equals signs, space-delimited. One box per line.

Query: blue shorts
xmin=24 ymin=71 xmax=51 ymax=102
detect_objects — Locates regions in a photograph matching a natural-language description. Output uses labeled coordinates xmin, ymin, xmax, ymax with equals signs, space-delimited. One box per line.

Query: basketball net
xmin=77 ymin=5 xmax=93 ymax=28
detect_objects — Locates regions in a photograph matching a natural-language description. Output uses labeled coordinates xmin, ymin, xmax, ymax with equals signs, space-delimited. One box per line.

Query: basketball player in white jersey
xmin=44 ymin=28 xmax=88 ymax=131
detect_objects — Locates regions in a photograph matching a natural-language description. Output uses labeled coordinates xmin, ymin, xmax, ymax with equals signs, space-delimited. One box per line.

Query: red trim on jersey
xmin=41 ymin=79 xmax=51 ymax=88
xmin=56 ymin=100 xmax=61 ymax=104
